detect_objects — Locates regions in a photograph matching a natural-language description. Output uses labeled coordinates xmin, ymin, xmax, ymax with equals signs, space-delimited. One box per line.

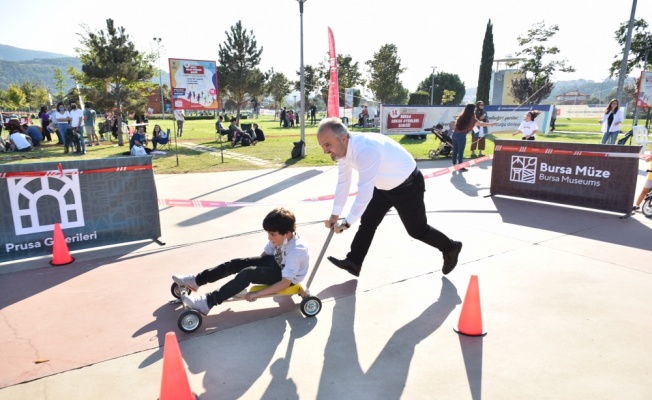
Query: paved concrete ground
xmin=0 ymin=157 xmax=651 ymax=400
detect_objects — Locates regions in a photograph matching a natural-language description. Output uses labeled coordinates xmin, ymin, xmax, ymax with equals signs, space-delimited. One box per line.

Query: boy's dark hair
xmin=262 ymin=208 xmax=296 ymax=235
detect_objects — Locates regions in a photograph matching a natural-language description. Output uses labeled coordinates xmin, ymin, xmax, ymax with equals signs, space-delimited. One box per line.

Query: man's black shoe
xmin=327 ymin=256 xmax=361 ymax=277
xmin=442 ymin=241 xmax=462 ymax=275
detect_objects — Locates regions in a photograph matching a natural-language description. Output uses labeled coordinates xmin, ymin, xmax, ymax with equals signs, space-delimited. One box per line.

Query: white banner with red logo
xmin=380 ymin=104 xmax=553 ymax=135
xmin=168 ymin=58 xmax=219 ymax=110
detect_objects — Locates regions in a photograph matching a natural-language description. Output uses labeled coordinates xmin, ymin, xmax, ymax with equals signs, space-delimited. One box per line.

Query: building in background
xmin=555 ymin=91 xmax=590 ymax=105
xmin=489 ymin=56 xmax=526 ymax=106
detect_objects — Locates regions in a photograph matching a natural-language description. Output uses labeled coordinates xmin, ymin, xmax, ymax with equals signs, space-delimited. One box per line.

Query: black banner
xmin=490 ymin=140 xmax=640 ymax=214
xmin=0 ymin=157 xmax=161 ymax=263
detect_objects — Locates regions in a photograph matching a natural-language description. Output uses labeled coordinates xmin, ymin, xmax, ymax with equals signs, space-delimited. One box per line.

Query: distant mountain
xmin=0 ymin=57 xmax=82 ymax=90
xmin=0 ymin=44 xmax=169 ymax=91
xmin=0 ymin=44 xmax=71 ymax=62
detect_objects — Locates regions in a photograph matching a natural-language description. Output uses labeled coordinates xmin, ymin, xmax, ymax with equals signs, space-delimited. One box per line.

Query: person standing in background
xmin=513 ymin=111 xmax=541 ymax=141
xmin=38 ymin=106 xmax=52 ymax=142
xmin=68 ymin=100 xmax=85 ymax=154
xmin=470 ymin=101 xmax=489 ymax=158
xmin=549 ymin=104 xmax=557 ymax=133
xmin=451 ymin=104 xmax=496 ymax=171
xmin=84 ymin=103 xmax=99 ymax=146
xmin=361 ymin=105 xmax=370 ymax=128
xmin=53 ymin=102 xmax=71 ymax=152
xmin=310 ymin=104 xmax=317 ymax=125
xmin=174 ymin=109 xmax=185 ymax=136
xmin=49 ymin=104 xmax=63 ymax=145
xmin=599 ymin=99 xmax=624 ymax=145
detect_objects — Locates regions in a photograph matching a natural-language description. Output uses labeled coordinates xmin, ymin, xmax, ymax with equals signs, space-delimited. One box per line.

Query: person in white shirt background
xmin=599 ymin=99 xmax=624 ymax=144
xmin=5 ymin=120 xmax=32 ymax=152
xmin=174 ymin=109 xmax=185 ymax=137
xmin=513 ymin=111 xmax=541 ymax=140
xmin=316 ymin=117 xmax=463 ymax=278
xmin=53 ymin=102 xmax=71 ymax=151
xmin=68 ymin=100 xmax=85 ymax=154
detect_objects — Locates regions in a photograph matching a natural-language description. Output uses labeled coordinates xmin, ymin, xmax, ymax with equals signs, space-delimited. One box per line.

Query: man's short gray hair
xmin=317 ymin=117 xmax=349 ymax=138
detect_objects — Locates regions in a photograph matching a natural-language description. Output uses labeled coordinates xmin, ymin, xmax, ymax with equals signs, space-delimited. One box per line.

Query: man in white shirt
xmin=68 ymin=100 xmax=85 ymax=154
xmin=174 ymin=109 xmax=185 ymax=137
xmin=317 ymin=117 xmax=462 ymax=277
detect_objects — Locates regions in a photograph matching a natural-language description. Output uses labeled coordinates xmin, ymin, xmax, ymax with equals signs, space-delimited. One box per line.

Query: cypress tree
xmin=476 ymin=20 xmax=494 ymax=104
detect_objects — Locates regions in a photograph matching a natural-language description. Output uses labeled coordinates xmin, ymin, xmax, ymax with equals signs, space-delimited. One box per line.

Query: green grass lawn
xmin=0 ymin=116 xmax=636 ymax=173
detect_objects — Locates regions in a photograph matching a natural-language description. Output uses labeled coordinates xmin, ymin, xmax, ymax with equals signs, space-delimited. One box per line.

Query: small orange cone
xmin=49 ymin=223 xmax=74 ymax=266
xmin=160 ymin=332 xmax=197 ymax=400
xmin=454 ymin=275 xmax=487 ymax=336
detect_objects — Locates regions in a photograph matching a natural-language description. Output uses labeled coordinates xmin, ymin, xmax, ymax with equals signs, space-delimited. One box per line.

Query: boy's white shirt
xmin=263 ymin=233 xmax=310 ymax=284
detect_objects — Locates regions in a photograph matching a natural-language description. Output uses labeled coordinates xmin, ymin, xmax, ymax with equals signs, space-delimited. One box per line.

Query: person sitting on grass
xmin=5 ymin=120 xmax=33 ymax=152
xmin=252 ymin=123 xmax=265 ymax=141
xmin=151 ymin=124 xmax=169 ymax=150
xmin=173 ymin=207 xmax=310 ymax=315
xmin=22 ymin=123 xmax=43 ymax=147
xmin=216 ymin=116 xmax=228 ymax=142
xmin=124 ymin=125 xmax=151 ymax=155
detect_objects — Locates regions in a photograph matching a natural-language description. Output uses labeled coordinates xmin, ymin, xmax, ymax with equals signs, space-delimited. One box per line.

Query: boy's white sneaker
xmin=182 ymin=294 xmax=210 ymax=316
xmin=172 ymin=274 xmax=198 ymax=291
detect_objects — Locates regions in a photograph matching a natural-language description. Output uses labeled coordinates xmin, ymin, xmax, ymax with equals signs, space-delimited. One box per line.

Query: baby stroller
xmin=428 ymin=124 xmax=453 ymax=159
xmin=617 ymin=130 xmax=633 ymax=145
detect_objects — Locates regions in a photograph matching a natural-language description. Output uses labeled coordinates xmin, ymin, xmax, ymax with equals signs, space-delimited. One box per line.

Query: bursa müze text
xmin=538 ymin=163 xmax=610 ymax=186
xmin=5 ymin=231 xmax=98 ymax=253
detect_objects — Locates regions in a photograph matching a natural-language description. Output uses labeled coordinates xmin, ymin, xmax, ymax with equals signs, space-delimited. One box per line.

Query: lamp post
xmin=153 ymin=37 xmax=165 ymax=120
xmin=616 ymin=0 xmax=637 ymax=105
xmin=297 ymin=0 xmax=307 ymax=157
xmin=430 ymin=66 xmax=436 ymax=105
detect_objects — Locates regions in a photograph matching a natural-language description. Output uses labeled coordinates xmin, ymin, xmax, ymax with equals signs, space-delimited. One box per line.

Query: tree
xmin=476 ymin=20 xmax=494 ymax=104
xmin=442 ymin=90 xmax=457 ymax=105
xmin=408 ymin=91 xmax=430 ymax=105
xmin=294 ymin=64 xmax=320 ymax=109
xmin=317 ymin=54 xmax=364 ymax=106
xmin=417 ymin=72 xmax=465 ymax=105
xmin=15 ymin=82 xmax=49 ymax=111
xmin=610 ymin=18 xmax=652 ymax=77
xmin=5 ymin=84 xmax=26 ymax=111
xmin=53 ymin=67 xmax=66 ymax=104
xmin=510 ymin=21 xmax=574 ymax=105
xmin=31 ymin=85 xmax=50 ymax=110
xmin=267 ymin=70 xmax=292 ymax=114
xmin=76 ymin=19 xmax=154 ymax=145
xmin=366 ymin=44 xmax=406 ymax=104
xmin=509 ymin=77 xmax=552 ymax=105
xmin=388 ymin=87 xmax=409 ymax=105
xmin=217 ymin=21 xmax=265 ymax=120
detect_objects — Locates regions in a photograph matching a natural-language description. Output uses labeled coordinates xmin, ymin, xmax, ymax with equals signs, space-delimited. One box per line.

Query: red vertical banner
xmin=327 ymin=27 xmax=339 ymax=118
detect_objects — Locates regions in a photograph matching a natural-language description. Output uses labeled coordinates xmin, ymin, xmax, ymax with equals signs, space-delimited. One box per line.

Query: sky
xmin=1 ymin=0 xmax=650 ymax=96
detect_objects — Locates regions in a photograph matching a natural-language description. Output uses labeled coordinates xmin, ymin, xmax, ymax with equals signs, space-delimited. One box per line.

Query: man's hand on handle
xmin=325 ymin=215 xmax=349 ymax=234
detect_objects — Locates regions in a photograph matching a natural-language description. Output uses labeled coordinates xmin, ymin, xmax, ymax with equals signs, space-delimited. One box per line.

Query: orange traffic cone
xmin=454 ymin=275 xmax=487 ymax=336
xmin=160 ymin=332 xmax=197 ymax=400
xmin=49 ymin=223 xmax=74 ymax=266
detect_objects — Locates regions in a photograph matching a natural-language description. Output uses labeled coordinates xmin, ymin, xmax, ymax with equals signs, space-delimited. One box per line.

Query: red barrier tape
xmin=494 ymin=144 xmax=644 ymax=158
xmin=158 ymin=157 xmax=495 ymax=208
xmin=0 ymin=164 xmax=153 ymax=178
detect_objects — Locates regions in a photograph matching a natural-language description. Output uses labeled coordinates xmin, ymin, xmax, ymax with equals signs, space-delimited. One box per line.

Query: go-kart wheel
xmin=171 ymin=282 xmax=182 ymax=299
xmin=642 ymin=198 xmax=652 ymax=217
xmin=300 ymin=296 xmax=322 ymax=317
xmin=178 ymin=310 xmax=202 ymax=333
